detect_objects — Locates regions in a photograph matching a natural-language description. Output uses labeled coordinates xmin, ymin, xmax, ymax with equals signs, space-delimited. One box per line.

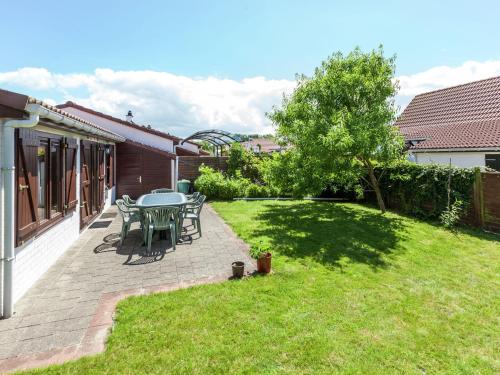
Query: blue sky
xmin=2 ymin=0 xmax=500 ymax=135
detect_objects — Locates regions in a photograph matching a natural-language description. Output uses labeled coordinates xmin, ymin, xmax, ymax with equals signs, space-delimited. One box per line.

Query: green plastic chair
xmin=181 ymin=195 xmax=206 ymax=237
xmin=143 ymin=206 xmax=180 ymax=253
xmin=116 ymin=199 xmax=141 ymax=245
xmin=122 ymin=194 xmax=136 ymax=205
xmin=186 ymin=192 xmax=200 ymax=202
xmin=151 ymin=188 xmax=174 ymax=194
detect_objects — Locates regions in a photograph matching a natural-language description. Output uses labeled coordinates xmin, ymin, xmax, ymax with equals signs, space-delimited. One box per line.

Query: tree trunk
xmin=365 ymin=160 xmax=386 ymax=214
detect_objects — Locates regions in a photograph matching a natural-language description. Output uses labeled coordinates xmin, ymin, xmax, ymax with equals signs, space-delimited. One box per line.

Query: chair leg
xmin=197 ymin=218 xmax=202 ymax=237
xmin=120 ymin=222 xmax=129 ymax=245
xmin=171 ymin=225 xmax=176 ymax=250
xmin=146 ymin=226 xmax=154 ymax=254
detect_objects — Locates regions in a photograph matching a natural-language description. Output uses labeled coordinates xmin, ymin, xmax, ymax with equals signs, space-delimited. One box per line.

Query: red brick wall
xmin=178 ymin=156 xmax=228 ymax=182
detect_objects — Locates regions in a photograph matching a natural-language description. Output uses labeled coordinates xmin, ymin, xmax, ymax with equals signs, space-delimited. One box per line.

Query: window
xmin=16 ymin=129 xmax=78 ymax=245
xmin=485 ymin=154 xmax=500 ymax=171
xmin=50 ymin=139 xmax=62 ymax=216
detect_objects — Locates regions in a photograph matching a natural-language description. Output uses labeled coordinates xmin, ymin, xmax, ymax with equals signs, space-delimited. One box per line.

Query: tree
xmin=270 ymin=47 xmax=404 ymax=213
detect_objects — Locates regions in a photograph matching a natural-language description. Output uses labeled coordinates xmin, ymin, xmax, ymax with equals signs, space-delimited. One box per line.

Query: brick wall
xmin=178 ymin=156 xmax=228 ymax=182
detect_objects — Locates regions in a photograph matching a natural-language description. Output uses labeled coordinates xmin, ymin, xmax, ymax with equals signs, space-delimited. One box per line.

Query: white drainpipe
xmin=173 ymin=145 xmax=179 ymax=191
xmin=1 ymin=110 xmax=41 ymax=318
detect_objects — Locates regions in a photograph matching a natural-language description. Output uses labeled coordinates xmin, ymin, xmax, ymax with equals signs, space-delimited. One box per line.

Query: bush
xmin=245 ymin=184 xmax=270 ymax=198
xmin=227 ymin=143 xmax=261 ymax=181
xmin=440 ymin=199 xmax=464 ymax=229
xmin=194 ymin=165 xmax=250 ymax=200
xmin=375 ymin=162 xmax=477 ymax=219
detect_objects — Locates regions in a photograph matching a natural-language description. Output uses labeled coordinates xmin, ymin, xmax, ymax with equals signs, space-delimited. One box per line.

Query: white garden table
xmin=135 ymin=192 xmax=188 ymax=244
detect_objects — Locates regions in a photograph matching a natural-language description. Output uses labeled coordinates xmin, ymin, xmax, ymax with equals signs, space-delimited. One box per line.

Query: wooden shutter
xmin=16 ymin=129 xmax=39 ymax=244
xmin=98 ymin=145 xmax=105 ymax=209
xmin=108 ymin=145 xmax=115 ymax=187
xmin=64 ymin=138 xmax=78 ymax=212
xmin=80 ymin=141 xmax=92 ymax=226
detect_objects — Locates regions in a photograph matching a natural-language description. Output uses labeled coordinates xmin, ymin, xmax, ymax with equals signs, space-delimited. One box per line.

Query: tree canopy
xmin=269 ymin=47 xmax=405 ymax=212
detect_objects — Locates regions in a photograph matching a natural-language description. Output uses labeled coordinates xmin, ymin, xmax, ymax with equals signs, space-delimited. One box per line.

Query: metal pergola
xmin=181 ymin=130 xmax=240 ymax=156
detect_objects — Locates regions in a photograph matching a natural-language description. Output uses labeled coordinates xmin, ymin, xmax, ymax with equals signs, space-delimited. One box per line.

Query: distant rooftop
xmin=396 ymin=76 xmax=500 ymax=151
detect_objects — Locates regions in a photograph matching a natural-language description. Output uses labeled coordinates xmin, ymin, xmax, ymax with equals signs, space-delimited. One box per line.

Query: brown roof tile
xmin=396 ymin=75 xmax=500 ymax=150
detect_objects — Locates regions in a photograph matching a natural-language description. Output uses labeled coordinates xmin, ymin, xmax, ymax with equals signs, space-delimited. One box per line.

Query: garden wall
xmin=178 ymin=156 xmax=228 ymax=182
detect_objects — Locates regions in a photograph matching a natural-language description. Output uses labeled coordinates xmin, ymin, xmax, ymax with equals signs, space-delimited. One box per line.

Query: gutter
xmin=25 ymin=103 xmax=125 ymax=143
xmin=410 ymin=147 xmax=500 ymax=153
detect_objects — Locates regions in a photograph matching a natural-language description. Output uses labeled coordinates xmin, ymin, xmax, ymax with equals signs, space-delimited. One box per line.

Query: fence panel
xmin=178 ymin=156 xmax=228 ymax=182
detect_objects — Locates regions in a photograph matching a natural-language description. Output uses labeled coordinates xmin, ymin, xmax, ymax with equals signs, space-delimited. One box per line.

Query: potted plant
xmin=249 ymin=241 xmax=272 ymax=274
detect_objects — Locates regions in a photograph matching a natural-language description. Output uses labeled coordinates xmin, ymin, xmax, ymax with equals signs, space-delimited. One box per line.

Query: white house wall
xmin=412 ymin=151 xmax=500 ymax=168
xmin=62 ymin=108 xmax=175 ymax=154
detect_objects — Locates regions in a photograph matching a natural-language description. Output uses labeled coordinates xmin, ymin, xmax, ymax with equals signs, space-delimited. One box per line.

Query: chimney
xmin=126 ymin=110 xmax=133 ymax=123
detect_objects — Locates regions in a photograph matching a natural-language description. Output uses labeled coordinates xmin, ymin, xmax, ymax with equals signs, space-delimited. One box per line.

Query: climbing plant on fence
xmin=375 ymin=163 xmax=478 ymax=219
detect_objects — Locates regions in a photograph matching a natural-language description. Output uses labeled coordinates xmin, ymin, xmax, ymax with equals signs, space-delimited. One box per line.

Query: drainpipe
xmin=1 ymin=110 xmax=40 ymax=318
xmin=173 ymin=145 xmax=179 ymax=191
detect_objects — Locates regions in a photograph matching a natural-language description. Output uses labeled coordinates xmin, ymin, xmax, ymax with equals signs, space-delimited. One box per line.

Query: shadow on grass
xmin=251 ymin=202 xmax=408 ymax=269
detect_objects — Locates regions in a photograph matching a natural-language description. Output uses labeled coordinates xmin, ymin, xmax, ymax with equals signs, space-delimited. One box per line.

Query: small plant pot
xmin=231 ymin=261 xmax=245 ymax=278
xmin=257 ymin=252 xmax=272 ymax=274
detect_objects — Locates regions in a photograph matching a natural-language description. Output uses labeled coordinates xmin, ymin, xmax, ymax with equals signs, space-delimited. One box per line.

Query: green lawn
xmin=27 ymin=201 xmax=499 ymax=374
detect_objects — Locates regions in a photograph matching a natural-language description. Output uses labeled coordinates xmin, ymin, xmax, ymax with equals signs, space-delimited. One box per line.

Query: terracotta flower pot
xmin=256 ymin=252 xmax=272 ymax=274
xmin=231 ymin=261 xmax=245 ymax=278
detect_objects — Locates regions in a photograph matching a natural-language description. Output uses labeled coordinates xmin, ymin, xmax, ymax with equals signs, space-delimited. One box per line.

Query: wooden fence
xmin=467 ymin=171 xmax=500 ymax=232
xmin=178 ymin=156 xmax=228 ymax=182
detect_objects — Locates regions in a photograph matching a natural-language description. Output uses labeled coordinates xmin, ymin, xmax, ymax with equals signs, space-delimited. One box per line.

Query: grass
xmin=25 ymin=201 xmax=499 ymax=374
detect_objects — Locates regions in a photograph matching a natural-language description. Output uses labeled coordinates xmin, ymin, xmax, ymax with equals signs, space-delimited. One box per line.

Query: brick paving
xmin=0 ymin=204 xmax=254 ymax=373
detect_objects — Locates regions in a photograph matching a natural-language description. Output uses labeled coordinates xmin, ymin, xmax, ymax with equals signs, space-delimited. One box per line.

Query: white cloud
xmin=0 ymin=68 xmax=295 ymax=136
xmin=1 ymin=60 xmax=500 ymax=135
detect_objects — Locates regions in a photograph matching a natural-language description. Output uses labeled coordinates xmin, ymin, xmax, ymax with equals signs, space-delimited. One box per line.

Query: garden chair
xmin=186 ymin=192 xmax=200 ymax=201
xmin=116 ymin=199 xmax=142 ymax=245
xmin=142 ymin=206 xmax=180 ymax=253
xmin=151 ymin=188 xmax=174 ymax=194
xmin=180 ymin=195 xmax=206 ymax=237
xmin=122 ymin=194 xmax=136 ymax=205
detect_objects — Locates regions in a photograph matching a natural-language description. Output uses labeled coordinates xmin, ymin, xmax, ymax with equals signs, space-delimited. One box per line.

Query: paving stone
xmin=0 ymin=204 xmax=254 ymax=361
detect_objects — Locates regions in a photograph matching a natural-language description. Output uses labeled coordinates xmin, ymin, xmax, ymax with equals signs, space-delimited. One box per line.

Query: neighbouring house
xmin=396 ymin=76 xmax=500 ymax=170
xmin=57 ymin=102 xmax=203 ymax=198
xmin=0 ymin=89 xmax=125 ymax=318
xmin=242 ymin=137 xmax=283 ymax=154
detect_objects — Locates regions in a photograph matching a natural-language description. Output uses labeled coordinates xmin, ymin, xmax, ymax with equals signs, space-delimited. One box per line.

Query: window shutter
xmin=16 ymin=129 xmax=39 ymax=245
xmin=109 ymin=145 xmax=115 ymax=187
xmin=64 ymin=138 xmax=78 ymax=212
xmin=98 ymin=145 xmax=106 ymax=209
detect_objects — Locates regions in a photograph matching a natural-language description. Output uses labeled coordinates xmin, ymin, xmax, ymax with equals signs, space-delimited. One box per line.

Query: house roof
xmin=396 ymin=75 xmax=500 ymax=151
xmin=243 ymin=138 xmax=283 ymax=153
xmin=0 ymin=89 xmax=124 ymax=142
xmin=57 ymin=101 xmax=195 ymax=146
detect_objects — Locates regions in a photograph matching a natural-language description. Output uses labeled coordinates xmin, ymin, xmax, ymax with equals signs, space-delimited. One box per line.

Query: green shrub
xmin=440 ymin=199 xmax=464 ymax=229
xmin=194 ymin=165 xmax=250 ymax=200
xmin=245 ymin=184 xmax=270 ymax=198
xmin=375 ymin=162 xmax=477 ymax=219
xmin=227 ymin=143 xmax=261 ymax=181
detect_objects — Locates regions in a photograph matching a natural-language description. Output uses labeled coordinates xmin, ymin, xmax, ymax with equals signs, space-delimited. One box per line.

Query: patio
xmin=0 ymin=204 xmax=254 ymax=372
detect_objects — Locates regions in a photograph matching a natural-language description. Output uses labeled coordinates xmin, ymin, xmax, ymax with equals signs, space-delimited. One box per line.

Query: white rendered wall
xmin=412 ymin=152 xmax=500 ymax=168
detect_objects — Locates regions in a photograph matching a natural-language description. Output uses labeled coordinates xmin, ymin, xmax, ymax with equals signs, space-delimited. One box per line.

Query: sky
xmin=1 ymin=0 xmax=500 ymax=136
